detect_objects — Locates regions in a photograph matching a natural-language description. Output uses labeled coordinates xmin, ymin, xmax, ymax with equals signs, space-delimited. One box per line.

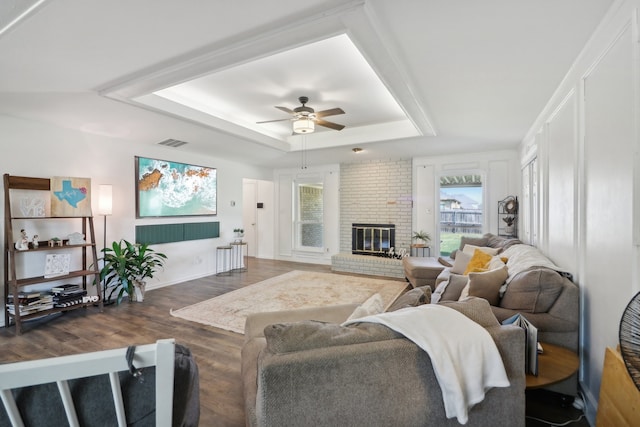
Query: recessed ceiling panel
xmin=152 ymin=33 xmax=419 ymax=148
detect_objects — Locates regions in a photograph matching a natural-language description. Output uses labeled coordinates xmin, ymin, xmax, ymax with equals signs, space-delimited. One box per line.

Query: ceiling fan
xmin=256 ymin=96 xmax=345 ymax=134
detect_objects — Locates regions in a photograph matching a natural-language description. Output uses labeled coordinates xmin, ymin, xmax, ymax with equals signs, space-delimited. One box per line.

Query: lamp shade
xmin=98 ymin=184 xmax=113 ymax=215
xmin=293 ymin=118 xmax=315 ymax=134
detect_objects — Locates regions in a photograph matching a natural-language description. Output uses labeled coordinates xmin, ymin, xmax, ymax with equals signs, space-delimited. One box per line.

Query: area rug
xmin=169 ymin=270 xmax=408 ymax=333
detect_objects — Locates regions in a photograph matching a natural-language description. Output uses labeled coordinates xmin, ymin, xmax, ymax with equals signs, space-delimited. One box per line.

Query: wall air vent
xmin=157 ymin=138 xmax=188 ymax=148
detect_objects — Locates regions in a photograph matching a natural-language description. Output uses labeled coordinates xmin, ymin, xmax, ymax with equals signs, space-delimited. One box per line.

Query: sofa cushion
xmin=387 ymin=286 xmax=432 ymax=312
xmin=264 ymin=321 xmax=401 ymax=354
xmin=433 ymin=273 xmax=469 ymax=302
xmin=438 ymin=297 xmax=500 ymax=327
xmin=463 ymin=266 xmax=509 ymax=306
xmin=485 ymin=233 xmax=523 ymax=251
xmin=460 ymin=235 xmax=490 ymax=249
xmin=500 ymin=267 xmax=565 ymax=313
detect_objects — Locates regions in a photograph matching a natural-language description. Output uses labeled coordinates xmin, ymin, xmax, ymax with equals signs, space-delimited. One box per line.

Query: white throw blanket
xmin=501 ymin=244 xmax=569 ymax=283
xmin=343 ymin=304 xmax=510 ymax=424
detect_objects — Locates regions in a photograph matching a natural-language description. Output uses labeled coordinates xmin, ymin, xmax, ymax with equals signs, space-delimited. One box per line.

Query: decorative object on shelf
xmin=31 ymin=235 xmax=39 ymax=249
xmin=44 ymin=253 xmax=71 ymax=278
xmin=619 ymin=291 xmax=640 ymax=391
xmin=48 ymin=237 xmax=63 ymax=247
xmin=50 ymin=176 xmax=92 ymax=217
xmin=66 ymin=232 xmax=86 ymax=245
xmin=411 ymin=230 xmax=431 ymax=247
xmin=135 ymin=156 xmax=217 ymax=218
xmin=502 ymin=216 xmax=516 ymax=235
xmin=233 ymin=228 xmax=244 ymax=242
xmin=505 ymin=197 xmax=519 ymax=214
xmin=10 ymin=189 xmax=50 ymax=217
xmin=99 ymin=239 xmax=167 ymax=304
xmin=498 ymin=196 xmax=519 ymax=238
xmin=14 ymin=229 xmax=29 ymax=251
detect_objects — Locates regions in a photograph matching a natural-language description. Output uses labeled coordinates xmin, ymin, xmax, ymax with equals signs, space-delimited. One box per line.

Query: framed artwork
xmin=9 ymin=189 xmax=51 ymax=217
xmin=135 ymin=156 xmax=217 ymax=218
xmin=44 ymin=253 xmax=71 ymax=278
xmin=50 ymin=177 xmax=92 ymax=217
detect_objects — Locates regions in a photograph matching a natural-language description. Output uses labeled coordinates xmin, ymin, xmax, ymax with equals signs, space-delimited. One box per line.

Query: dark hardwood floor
xmin=1 ymin=258 xmax=588 ymax=426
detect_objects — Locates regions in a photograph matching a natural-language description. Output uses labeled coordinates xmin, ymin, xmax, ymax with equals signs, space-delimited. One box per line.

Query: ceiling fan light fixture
xmin=293 ymin=117 xmax=315 ymax=134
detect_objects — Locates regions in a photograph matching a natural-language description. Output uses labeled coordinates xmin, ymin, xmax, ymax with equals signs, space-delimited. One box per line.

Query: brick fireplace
xmin=332 ymin=159 xmax=412 ymax=278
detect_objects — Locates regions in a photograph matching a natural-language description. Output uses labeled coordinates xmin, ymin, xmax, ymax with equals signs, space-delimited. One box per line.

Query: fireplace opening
xmin=352 ymin=223 xmax=395 ymax=256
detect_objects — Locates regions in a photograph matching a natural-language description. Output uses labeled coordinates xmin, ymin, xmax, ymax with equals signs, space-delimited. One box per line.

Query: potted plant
xmin=502 ymin=216 xmax=516 ymax=234
xmin=233 ymin=228 xmax=244 ymax=242
xmin=411 ymin=230 xmax=431 ymax=247
xmin=99 ymin=239 xmax=167 ymax=303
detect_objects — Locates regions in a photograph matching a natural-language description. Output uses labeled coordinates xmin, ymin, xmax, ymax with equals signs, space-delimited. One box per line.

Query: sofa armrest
xmin=243 ymin=303 xmax=359 ymax=342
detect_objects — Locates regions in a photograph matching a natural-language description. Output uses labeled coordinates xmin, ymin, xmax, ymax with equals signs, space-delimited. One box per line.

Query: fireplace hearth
xmin=352 ymin=223 xmax=395 ymax=256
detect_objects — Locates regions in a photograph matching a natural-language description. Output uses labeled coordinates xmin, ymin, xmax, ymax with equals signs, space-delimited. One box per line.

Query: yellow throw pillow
xmin=463 ymin=249 xmax=493 ymax=275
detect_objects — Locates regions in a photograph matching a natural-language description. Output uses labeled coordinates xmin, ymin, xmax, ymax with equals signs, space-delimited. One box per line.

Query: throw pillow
xmin=345 ymin=293 xmax=384 ymax=322
xmin=500 ymin=267 xmax=565 ymax=313
xmin=265 ymin=320 xmax=400 ymax=354
xmin=440 ymin=274 xmax=469 ymax=301
xmin=438 ymin=297 xmax=500 ymax=327
xmin=450 ymin=251 xmax=472 ymax=274
xmin=487 ymin=255 xmax=507 ymax=271
xmin=463 ymin=249 xmax=493 ymax=275
xmin=462 ymin=244 xmax=502 ymax=257
xmin=387 ymin=286 xmax=432 ymax=312
xmin=466 ymin=265 xmax=509 ymax=306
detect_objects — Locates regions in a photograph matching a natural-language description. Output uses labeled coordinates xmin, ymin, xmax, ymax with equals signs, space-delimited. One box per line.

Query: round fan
xmin=256 ymin=96 xmax=346 ymax=131
xmin=619 ymin=291 xmax=640 ymax=391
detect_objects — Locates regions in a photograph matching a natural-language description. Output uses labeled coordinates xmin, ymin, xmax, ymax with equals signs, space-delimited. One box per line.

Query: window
xmin=439 ymin=174 xmax=484 ymax=256
xmin=294 ymin=181 xmax=324 ymax=251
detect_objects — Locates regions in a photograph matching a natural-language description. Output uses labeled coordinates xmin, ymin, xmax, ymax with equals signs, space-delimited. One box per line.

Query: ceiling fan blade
xmin=256 ymin=118 xmax=292 ymax=124
xmin=315 ymin=107 xmax=345 ymax=118
xmin=316 ymin=119 xmax=345 ymax=131
xmin=275 ymin=106 xmax=295 ymax=114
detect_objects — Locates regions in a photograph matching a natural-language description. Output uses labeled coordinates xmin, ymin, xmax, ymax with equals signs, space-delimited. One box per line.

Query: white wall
xmin=413 ymin=150 xmax=520 ymax=255
xmin=520 ymin=0 xmax=640 ymax=422
xmin=0 ymin=114 xmax=272 ymax=325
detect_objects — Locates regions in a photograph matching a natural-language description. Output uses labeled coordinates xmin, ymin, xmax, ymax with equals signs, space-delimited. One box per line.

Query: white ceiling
xmin=0 ymin=0 xmax=614 ymax=169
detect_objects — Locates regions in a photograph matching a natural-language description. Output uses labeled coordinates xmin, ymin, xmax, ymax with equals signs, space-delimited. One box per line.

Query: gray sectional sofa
xmin=241 ymin=234 xmax=579 ymax=425
xmin=434 ymin=233 xmax=579 ymax=395
xmin=242 ymin=298 xmax=526 ymax=427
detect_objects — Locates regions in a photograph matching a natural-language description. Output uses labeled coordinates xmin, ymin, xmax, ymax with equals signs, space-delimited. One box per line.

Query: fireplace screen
xmin=352 ymin=223 xmax=395 ymax=255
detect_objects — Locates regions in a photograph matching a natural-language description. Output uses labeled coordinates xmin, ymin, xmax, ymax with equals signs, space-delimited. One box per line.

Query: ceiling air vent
xmin=157 ymin=138 xmax=188 ymax=148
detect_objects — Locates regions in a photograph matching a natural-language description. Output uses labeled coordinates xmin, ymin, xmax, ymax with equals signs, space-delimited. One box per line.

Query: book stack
xmin=7 ymin=291 xmax=54 ymax=316
xmin=502 ymin=312 xmax=539 ymax=375
xmin=50 ymin=284 xmax=87 ymax=308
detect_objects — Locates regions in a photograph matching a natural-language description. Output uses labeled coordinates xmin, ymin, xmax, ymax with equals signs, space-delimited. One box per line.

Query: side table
xmin=410 ymin=244 xmax=431 ymax=257
xmin=526 ymin=342 xmax=579 ymax=389
xmin=230 ymin=241 xmax=248 ymax=272
xmin=215 ymin=245 xmax=232 ymax=276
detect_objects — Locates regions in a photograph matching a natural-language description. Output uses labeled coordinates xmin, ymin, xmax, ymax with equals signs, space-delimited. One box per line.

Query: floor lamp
xmin=98 ymin=184 xmax=113 ymax=305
